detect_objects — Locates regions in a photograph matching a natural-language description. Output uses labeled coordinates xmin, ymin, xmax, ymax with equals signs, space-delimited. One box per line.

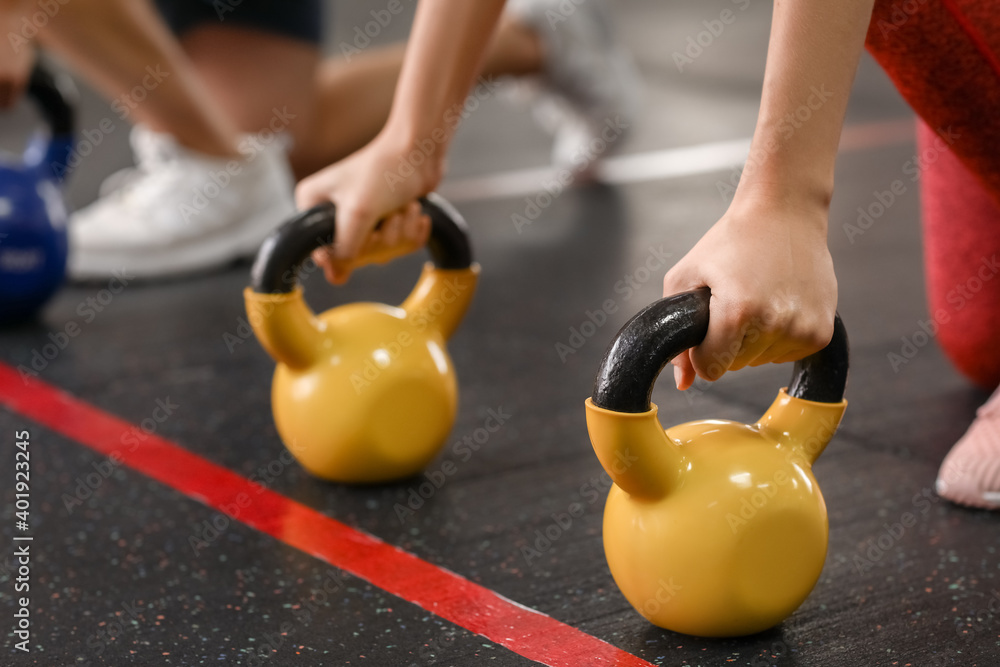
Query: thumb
xmin=294 ymin=176 xmax=331 ymax=211
xmin=332 ymin=204 xmax=377 ymax=263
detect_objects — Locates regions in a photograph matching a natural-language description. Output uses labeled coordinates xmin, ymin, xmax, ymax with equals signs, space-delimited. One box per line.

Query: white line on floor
xmin=439 ymin=117 xmax=916 ymax=203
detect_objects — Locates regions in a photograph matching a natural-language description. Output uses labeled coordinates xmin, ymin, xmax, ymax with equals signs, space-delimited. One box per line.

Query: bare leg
xmin=135 ymin=12 xmax=541 ymax=177
xmin=37 ymin=0 xmax=240 ymax=157
xmin=296 ymin=15 xmax=544 ymax=177
xmin=177 ymin=26 xmax=320 ymax=155
xmin=151 ymin=14 xmax=540 ymax=177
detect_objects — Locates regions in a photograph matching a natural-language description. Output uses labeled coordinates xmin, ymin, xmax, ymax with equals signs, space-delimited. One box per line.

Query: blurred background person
xmin=0 ymin=0 xmax=639 ymax=280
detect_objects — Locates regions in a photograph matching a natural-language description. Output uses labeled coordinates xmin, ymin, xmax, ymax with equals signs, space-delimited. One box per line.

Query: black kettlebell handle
xmin=26 ymin=65 xmax=75 ymax=138
xmin=591 ymin=288 xmax=849 ymax=413
xmin=249 ymin=192 xmax=474 ymax=294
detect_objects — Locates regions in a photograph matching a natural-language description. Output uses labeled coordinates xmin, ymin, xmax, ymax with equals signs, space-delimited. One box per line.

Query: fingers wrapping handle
xmin=249 ymin=192 xmax=474 ymax=294
xmin=591 ymin=288 xmax=850 ymax=413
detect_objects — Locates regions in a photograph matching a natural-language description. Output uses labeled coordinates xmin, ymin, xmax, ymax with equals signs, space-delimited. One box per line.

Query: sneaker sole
xmin=68 ymin=197 xmax=295 ymax=282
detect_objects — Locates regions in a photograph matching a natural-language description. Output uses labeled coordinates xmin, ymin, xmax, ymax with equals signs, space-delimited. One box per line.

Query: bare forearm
xmin=0 ymin=0 xmax=36 ymax=107
xmin=0 ymin=0 xmax=32 ymax=32
xmin=737 ymin=0 xmax=875 ymax=213
xmin=383 ymin=0 xmax=506 ymax=166
xmin=0 ymin=0 xmax=30 ymax=14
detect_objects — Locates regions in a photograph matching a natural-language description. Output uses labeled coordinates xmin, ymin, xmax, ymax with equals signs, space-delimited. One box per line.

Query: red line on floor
xmin=0 ymin=363 xmax=653 ymax=667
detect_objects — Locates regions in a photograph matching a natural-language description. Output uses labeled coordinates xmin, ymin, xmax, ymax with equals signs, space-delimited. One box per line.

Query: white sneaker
xmin=506 ymin=0 xmax=642 ymax=173
xmin=69 ymin=125 xmax=296 ymax=281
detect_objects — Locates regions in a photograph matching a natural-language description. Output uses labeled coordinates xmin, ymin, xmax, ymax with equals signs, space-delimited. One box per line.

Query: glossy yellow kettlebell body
xmin=586 ymin=289 xmax=850 ymax=636
xmin=586 ymin=390 xmax=846 ymax=636
xmin=245 ymin=196 xmax=479 ymax=484
xmin=245 ymin=264 xmax=478 ymax=483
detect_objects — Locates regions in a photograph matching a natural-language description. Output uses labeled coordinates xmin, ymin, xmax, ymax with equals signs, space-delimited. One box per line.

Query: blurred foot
xmin=936 ymin=384 xmax=1000 ymax=510
xmin=69 ymin=125 xmax=295 ymax=281
xmin=506 ymin=0 xmax=641 ymax=174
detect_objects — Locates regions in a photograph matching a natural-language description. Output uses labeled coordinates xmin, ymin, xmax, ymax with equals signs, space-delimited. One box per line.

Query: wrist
xmin=732 ymin=163 xmax=834 ymax=220
xmin=377 ymin=120 xmax=448 ymax=194
xmin=735 ymin=118 xmax=841 ymax=206
xmin=727 ymin=179 xmax=832 ymax=237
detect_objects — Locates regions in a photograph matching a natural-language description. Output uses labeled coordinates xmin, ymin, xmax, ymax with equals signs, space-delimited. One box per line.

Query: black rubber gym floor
xmin=2 ymin=1 xmax=999 ymax=665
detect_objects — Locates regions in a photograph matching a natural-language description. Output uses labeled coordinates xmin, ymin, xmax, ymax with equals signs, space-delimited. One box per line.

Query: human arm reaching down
xmin=0 ymin=0 xmax=36 ymax=108
xmin=295 ymin=0 xmax=506 ymax=284
xmin=664 ymin=0 xmax=876 ymax=389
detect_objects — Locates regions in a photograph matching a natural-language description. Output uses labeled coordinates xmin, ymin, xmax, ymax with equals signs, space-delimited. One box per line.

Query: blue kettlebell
xmin=0 ymin=64 xmax=75 ymax=324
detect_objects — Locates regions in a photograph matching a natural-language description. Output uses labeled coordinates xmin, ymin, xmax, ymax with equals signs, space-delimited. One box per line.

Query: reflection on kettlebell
xmin=244 ymin=193 xmax=479 ymax=483
xmin=585 ymin=288 xmax=849 ymax=637
xmin=0 ymin=65 xmax=75 ymax=324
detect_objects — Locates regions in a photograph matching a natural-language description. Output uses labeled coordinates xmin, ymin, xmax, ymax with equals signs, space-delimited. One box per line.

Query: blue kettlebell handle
xmin=21 ymin=65 xmax=76 ymax=181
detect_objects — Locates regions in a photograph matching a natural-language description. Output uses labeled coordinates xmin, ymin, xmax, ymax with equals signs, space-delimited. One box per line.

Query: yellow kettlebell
xmin=244 ymin=193 xmax=479 ymax=483
xmin=585 ymin=288 xmax=849 ymax=636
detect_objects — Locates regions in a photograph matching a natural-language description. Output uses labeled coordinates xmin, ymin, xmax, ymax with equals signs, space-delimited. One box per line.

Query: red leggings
xmin=867 ymin=0 xmax=1000 ymax=390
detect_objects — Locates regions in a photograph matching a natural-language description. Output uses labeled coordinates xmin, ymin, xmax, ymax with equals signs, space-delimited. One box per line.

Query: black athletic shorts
xmin=154 ymin=0 xmax=324 ymax=45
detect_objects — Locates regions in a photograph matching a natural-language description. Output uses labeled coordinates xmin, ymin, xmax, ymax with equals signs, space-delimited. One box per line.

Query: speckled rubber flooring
xmin=2 ymin=1 xmax=999 ymax=666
